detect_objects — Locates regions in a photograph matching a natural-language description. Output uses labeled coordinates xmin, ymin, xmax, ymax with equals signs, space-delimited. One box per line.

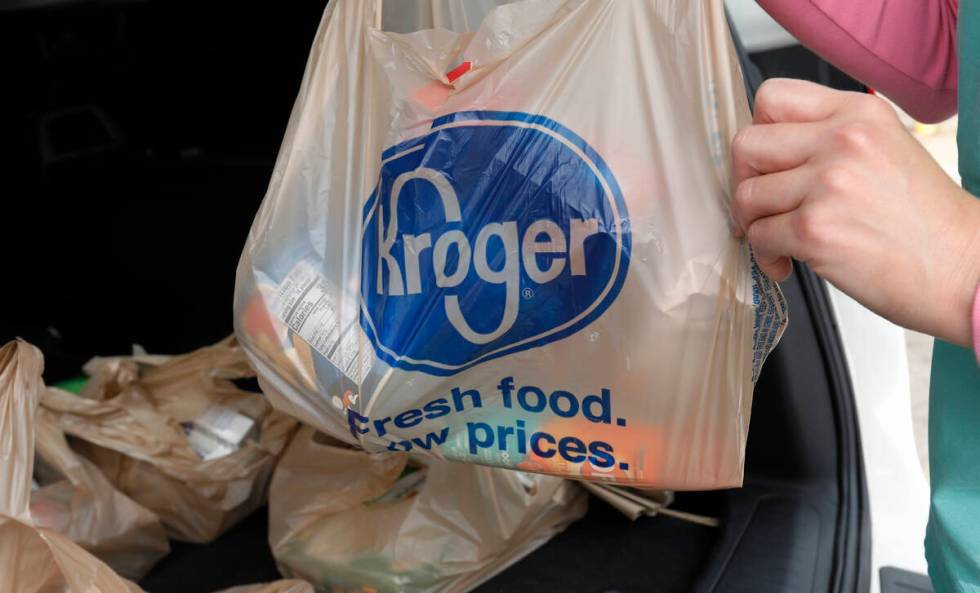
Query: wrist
xmin=933 ymin=193 xmax=980 ymax=347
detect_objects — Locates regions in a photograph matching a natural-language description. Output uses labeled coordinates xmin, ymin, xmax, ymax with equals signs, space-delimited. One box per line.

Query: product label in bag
xmin=269 ymin=262 xmax=374 ymax=386
xmin=181 ymin=405 xmax=257 ymax=460
xmin=360 ymin=111 xmax=631 ymax=376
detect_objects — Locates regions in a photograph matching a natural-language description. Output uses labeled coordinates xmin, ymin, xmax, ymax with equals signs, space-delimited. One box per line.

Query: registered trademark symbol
xmin=522 ymin=287 xmax=534 ymax=299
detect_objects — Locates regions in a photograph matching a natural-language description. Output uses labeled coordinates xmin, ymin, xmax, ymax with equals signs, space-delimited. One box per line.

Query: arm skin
xmin=731 ymin=79 xmax=980 ymax=349
xmin=756 ymin=0 xmax=959 ymax=123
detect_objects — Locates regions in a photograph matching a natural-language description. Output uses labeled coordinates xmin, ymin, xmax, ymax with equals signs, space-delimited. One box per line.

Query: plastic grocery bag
xmin=40 ymin=337 xmax=298 ymax=542
xmin=269 ymin=426 xmax=586 ymax=593
xmin=31 ymin=403 xmax=170 ymax=579
xmin=215 ymin=580 xmax=315 ymax=593
xmin=235 ymin=0 xmax=787 ymax=490
xmin=0 ymin=339 xmax=136 ymax=593
xmin=127 ymin=579 xmax=313 ymax=593
xmin=380 ymin=0 xmax=509 ymax=33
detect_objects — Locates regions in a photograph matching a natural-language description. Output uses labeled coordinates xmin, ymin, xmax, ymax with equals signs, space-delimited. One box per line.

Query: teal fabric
xmin=926 ymin=342 xmax=980 ymax=592
xmin=924 ymin=1 xmax=980 ymax=590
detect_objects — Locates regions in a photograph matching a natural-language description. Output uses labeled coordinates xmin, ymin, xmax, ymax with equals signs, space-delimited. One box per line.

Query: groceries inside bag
xmin=214 ymin=580 xmax=315 ymax=593
xmin=0 ymin=339 xmax=139 ymax=593
xmin=40 ymin=337 xmax=298 ymax=542
xmin=235 ymin=0 xmax=787 ymax=490
xmin=31 ymin=405 xmax=170 ymax=579
xmin=269 ymin=426 xmax=587 ymax=593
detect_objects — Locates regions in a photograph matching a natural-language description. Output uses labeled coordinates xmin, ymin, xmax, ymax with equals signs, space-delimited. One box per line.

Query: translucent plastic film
xmin=235 ymin=0 xmax=786 ymax=490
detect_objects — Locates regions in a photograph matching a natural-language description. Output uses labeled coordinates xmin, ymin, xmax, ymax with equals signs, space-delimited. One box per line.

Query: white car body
xmin=725 ymin=0 xmax=797 ymax=52
xmin=830 ymin=289 xmax=932 ymax=593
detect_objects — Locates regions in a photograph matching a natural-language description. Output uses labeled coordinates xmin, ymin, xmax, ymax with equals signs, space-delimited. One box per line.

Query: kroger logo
xmin=360 ymin=111 xmax=630 ymax=376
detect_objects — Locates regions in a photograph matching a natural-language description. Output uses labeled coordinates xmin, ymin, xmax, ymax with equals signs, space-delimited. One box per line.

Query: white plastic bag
xmin=41 ymin=338 xmax=297 ymax=543
xmin=0 ymin=339 xmax=137 ymax=593
xmin=235 ymin=0 xmax=786 ymax=490
xmin=380 ymin=0 xmax=508 ymax=33
xmin=30 ymin=405 xmax=170 ymax=579
xmin=269 ymin=427 xmax=586 ymax=593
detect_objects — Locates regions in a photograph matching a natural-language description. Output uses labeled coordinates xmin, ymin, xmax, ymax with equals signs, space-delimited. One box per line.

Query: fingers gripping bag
xmin=268 ymin=426 xmax=586 ymax=593
xmin=235 ymin=0 xmax=787 ymax=490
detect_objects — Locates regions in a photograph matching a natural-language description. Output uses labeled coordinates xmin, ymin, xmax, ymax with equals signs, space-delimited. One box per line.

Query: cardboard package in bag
xmin=40 ymin=337 xmax=298 ymax=543
xmin=31 ymin=404 xmax=170 ymax=579
xmin=270 ymin=426 xmax=587 ymax=593
xmin=234 ymin=0 xmax=787 ymax=490
xmin=0 ymin=339 xmax=137 ymax=593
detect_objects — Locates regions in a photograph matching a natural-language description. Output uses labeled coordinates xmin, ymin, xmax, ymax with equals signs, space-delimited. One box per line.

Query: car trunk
xmin=2 ymin=2 xmax=869 ymax=592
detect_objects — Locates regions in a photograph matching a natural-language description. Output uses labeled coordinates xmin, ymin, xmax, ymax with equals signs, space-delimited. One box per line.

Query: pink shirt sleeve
xmin=756 ymin=0 xmax=959 ymax=123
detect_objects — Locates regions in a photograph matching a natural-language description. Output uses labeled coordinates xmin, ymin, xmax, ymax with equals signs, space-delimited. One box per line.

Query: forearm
xmin=756 ymin=0 xmax=959 ymax=122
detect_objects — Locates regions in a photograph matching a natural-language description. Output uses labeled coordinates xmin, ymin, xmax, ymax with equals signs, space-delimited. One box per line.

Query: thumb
xmin=754 ymin=252 xmax=793 ymax=282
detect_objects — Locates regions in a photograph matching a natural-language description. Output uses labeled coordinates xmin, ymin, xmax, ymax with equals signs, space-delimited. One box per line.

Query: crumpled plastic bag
xmin=127 ymin=579 xmax=314 ymax=593
xmin=234 ymin=0 xmax=786 ymax=491
xmin=31 ymin=402 xmax=170 ymax=579
xmin=40 ymin=337 xmax=298 ymax=543
xmin=215 ymin=580 xmax=315 ymax=593
xmin=0 ymin=339 xmax=136 ymax=593
xmin=269 ymin=426 xmax=587 ymax=593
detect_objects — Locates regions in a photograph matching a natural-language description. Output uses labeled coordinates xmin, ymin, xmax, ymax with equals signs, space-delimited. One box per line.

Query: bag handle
xmin=0 ymin=340 xmax=45 ymax=521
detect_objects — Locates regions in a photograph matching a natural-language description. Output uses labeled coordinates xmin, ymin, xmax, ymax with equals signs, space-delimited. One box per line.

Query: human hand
xmin=731 ymin=78 xmax=980 ymax=347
